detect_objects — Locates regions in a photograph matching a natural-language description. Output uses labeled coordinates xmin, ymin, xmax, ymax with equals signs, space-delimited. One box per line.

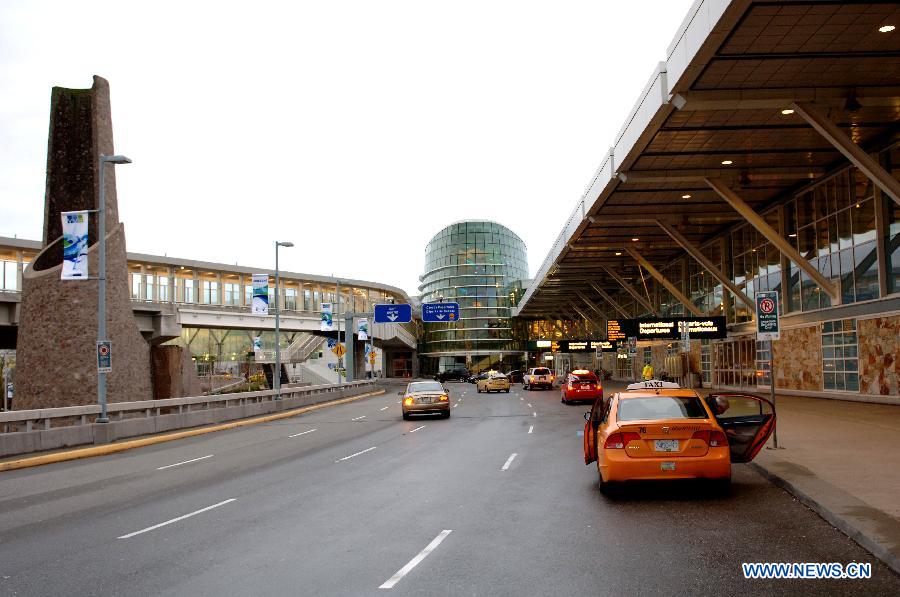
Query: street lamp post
xmin=96 ymin=154 xmax=131 ymax=424
xmin=274 ymin=241 xmax=294 ymax=399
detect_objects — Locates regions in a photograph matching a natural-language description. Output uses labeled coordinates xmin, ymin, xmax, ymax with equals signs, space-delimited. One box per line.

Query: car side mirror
xmin=443 ymin=387 xmax=450 ymax=394
xmin=397 ymin=391 xmax=404 ymax=396
xmin=584 ymin=412 xmax=591 ymax=421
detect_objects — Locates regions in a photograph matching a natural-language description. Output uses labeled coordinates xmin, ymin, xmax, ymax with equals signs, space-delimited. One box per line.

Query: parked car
xmin=506 ymin=370 xmax=523 ymax=383
xmin=435 ymin=367 xmax=470 ymax=383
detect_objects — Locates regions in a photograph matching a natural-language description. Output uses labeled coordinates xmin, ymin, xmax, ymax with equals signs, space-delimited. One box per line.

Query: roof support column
xmin=587 ymin=282 xmax=632 ymax=319
xmin=597 ymin=270 xmax=656 ymax=316
xmin=624 ymin=248 xmax=705 ymax=316
xmin=705 ymin=177 xmax=840 ymax=303
xmin=792 ymin=102 xmax=900 ymax=207
xmin=656 ymin=220 xmax=754 ymax=310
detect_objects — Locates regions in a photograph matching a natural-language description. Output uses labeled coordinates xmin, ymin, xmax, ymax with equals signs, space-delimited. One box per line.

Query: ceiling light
xmin=682 ymin=194 xmax=692 ymax=199
xmin=879 ymin=25 xmax=895 ymax=33
xmin=615 ymin=252 xmax=622 ymax=256
xmin=631 ymin=237 xmax=639 ymax=242
xmin=721 ymin=160 xmax=733 ymax=165
xmin=781 ymin=108 xmax=794 ymax=115
xmin=788 ymin=233 xmax=797 ymax=238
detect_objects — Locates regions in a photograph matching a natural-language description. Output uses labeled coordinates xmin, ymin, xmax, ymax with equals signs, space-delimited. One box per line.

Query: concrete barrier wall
xmin=0 ymin=382 xmax=379 ymax=458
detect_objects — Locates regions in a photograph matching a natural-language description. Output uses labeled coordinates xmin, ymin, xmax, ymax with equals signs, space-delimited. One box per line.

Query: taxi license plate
xmin=654 ymin=439 xmax=679 ymax=452
xmin=420 ymin=397 xmax=432 ymax=404
xmin=661 ymin=462 xmax=676 ymax=471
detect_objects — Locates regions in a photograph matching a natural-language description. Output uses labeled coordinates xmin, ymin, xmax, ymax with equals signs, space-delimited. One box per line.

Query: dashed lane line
xmin=156 ymin=455 xmax=213 ymax=470
xmin=379 ymin=530 xmax=453 ymax=589
xmin=288 ymin=429 xmax=317 ymax=438
xmin=409 ymin=425 xmax=426 ymax=433
xmin=501 ymin=453 xmax=517 ymax=471
xmin=528 ymin=426 xmax=533 ymax=434
xmin=118 ymin=499 xmax=236 ymax=539
xmin=336 ymin=446 xmax=377 ymax=462
xmin=352 ymin=415 xmax=366 ymax=421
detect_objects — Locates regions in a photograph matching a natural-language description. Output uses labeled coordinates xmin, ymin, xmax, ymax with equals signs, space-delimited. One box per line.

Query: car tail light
xmin=691 ymin=430 xmax=728 ymax=447
xmin=567 ymin=383 xmax=574 ymax=390
xmin=403 ymin=397 xmax=413 ymax=406
xmin=530 ymin=376 xmax=535 ymax=382
xmin=439 ymin=395 xmax=449 ymax=402
xmin=550 ymin=375 xmax=555 ymax=381
xmin=604 ymin=432 xmax=640 ymax=449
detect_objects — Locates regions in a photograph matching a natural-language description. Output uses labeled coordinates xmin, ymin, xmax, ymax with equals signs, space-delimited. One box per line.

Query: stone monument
xmin=16 ymin=76 xmax=153 ymax=409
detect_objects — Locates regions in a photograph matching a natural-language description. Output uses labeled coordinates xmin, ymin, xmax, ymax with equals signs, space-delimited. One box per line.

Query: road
xmin=1 ymin=381 xmax=897 ymax=596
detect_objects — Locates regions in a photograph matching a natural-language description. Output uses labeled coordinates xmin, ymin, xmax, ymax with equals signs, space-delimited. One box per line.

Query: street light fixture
xmin=96 ymin=154 xmax=131 ymax=423
xmin=274 ymin=241 xmax=294 ymax=399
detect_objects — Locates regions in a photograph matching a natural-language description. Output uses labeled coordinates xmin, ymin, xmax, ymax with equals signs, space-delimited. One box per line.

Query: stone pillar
xmin=16 ymin=76 xmax=152 ymax=409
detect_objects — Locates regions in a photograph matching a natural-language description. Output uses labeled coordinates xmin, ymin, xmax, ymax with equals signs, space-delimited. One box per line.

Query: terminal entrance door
xmin=712 ymin=337 xmax=757 ymax=390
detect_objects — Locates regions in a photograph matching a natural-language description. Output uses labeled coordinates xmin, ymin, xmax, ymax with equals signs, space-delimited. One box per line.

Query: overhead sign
xmin=556 ymin=340 xmax=616 ymax=353
xmin=422 ymin=302 xmax=460 ymax=322
xmin=374 ymin=303 xmax=412 ymax=324
xmin=616 ymin=317 xmax=727 ymax=341
xmin=756 ymin=291 xmax=780 ymax=341
xmin=97 ymin=341 xmax=111 ymax=373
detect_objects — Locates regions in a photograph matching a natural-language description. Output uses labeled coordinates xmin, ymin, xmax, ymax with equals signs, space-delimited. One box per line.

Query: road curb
xmin=749 ymin=461 xmax=900 ymax=576
xmin=0 ymin=389 xmax=385 ymax=473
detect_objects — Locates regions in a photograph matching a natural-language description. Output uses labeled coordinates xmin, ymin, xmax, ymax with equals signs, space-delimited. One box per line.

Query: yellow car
xmin=583 ymin=380 xmax=775 ymax=492
xmin=477 ymin=372 xmax=511 ymax=393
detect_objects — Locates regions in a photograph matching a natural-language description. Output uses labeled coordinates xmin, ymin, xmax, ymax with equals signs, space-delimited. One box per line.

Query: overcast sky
xmin=1 ymin=0 xmax=695 ymax=295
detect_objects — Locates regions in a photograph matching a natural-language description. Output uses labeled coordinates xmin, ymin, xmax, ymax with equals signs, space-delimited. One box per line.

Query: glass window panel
xmin=851 ymin=199 xmax=876 ymax=245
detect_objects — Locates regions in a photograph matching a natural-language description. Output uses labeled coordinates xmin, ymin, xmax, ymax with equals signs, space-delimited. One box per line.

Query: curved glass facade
xmin=419 ymin=220 xmax=528 ymax=374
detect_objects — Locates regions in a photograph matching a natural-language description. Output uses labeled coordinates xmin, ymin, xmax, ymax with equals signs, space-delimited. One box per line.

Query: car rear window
xmin=617 ymin=396 xmax=708 ymax=421
xmin=533 ymin=368 xmax=550 ymax=375
xmin=408 ymin=381 xmax=443 ymax=393
xmin=489 ymin=373 xmax=507 ymax=379
xmin=573 ymin=374 xmax=597 ymax=382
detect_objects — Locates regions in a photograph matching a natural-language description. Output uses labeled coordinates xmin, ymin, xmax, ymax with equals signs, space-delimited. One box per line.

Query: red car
xmin=561 ymin=370 xmax=602 ymax=405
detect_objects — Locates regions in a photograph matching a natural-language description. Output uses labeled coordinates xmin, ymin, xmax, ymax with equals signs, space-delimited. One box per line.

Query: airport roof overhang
xmin=515 ymin=0 xmax=900 ymax=321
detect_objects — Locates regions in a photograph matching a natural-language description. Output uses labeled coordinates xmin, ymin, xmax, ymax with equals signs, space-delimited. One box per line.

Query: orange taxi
xmin=583 ymin=380 xmax=775 ymax=491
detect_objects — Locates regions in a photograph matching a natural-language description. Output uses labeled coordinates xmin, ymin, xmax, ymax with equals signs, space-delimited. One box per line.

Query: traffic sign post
xmin=422 ymin=302 xmax=460 ymax=322
xmin=374 ymin=303 xmax=412 ymax=324
xmin=756 ymin=291 xmax=782 ymax=449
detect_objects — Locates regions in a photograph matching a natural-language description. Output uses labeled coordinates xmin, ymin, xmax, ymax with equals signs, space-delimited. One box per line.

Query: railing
xmin=0 ymin=380 xmax=378 ymax=457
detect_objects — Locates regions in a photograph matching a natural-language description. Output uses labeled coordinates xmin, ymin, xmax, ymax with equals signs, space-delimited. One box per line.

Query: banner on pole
xmin=358 ymin=318 xmax=369 ymax=341
xmin=321 ymin=302 xmax=334 ymax=331
xmin=251 ymin=274 xmax=269 ymax=315
xmin=61 ymin=211 xmax=89 ymax=280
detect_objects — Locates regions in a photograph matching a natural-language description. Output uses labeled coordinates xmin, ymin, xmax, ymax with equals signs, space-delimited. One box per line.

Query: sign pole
xmin=770 ymin=338 xmax=778 ymax=448
xmin=756 ymin=290 xmax=782 ymax=450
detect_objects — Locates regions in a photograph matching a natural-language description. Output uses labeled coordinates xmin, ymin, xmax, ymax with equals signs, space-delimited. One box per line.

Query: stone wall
xmin=858 ymin=315 xmax=899 ymax=396
xmin=772 ymin=324 xmax=822 ymax=391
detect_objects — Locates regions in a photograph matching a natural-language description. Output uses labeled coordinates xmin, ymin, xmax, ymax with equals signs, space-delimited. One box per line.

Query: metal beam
xmin=624 ymin=247 xmax=705 ymax=317
xmin=619 ymin=167 xmax=824 ymax=184
xmin=673 ymin=87 xmax=900 ymax=111
xmin=568 ymin=302 xmax=603 ymax=336
xmin=705 ymin=178 xmax=840 ymax=302
xmin=573 ymin=290 xmax=610 ymax=323
xmin=656 ymin=220 xmax=754 ymax=310
xmin=597 ymin=272 xmax=656 ymax=316
xmin=792 ymin=102 xmax=900 ymax=207
xmin=585 ymin=282 xmax=631 ymax=319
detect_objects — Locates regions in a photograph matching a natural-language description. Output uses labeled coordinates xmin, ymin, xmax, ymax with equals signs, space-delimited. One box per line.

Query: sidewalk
xmin=748 ymin=392 xmax=900 ymax=574
xmin=601 ymin=379 xmax=900 ymax=573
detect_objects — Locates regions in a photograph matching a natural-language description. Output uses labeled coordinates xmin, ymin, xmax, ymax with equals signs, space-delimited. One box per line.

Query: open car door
xmin=583 ymin=397 xmax=604 ymax=465
xmin=708 ymin=393 xmax=775 ymax=463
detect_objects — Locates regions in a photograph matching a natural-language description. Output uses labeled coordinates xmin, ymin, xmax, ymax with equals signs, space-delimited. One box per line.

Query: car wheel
xmin=442 ymin=411 xmax=451 ymax=419
xmin=505 ymin=388 xmax=510 ymax=393
xmin=402 ymin=412 xmax=411 ymax=420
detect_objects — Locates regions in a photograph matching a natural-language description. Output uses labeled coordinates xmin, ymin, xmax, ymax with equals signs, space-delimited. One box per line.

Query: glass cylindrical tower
xmin=418 ymin=220 xmax=528 ymax=375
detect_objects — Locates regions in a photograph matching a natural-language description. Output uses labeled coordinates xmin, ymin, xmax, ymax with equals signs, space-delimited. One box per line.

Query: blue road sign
xmin=422 ymin=302 xmax=460 ymax=322
xmin=327 ymin=338 xmax=337 ymax=349
xmin=374 ymin=303 xmax=412 ymax=324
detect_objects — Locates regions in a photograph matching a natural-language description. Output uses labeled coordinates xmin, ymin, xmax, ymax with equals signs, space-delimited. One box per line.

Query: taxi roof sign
xmin=626 ymin=380 xmax=681 ymax=391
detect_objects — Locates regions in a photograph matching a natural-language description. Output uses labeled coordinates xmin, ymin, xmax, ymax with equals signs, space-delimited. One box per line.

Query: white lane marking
xmin=379 ymin=530 xmax=453 ymax=589
xmin=409 ymin=425 xmax=425 ymax=433
xmin=519 ymin=397 xmax=523 ymax=401
xmin=396 ymin=401 xmax=401 ymax=404
xmin=352 ymin=415 xmax=366 ymax=421
xmin=118 ymin=499 xmax=235 ymax=539
xmin=336 ymin=446 xmax=377 ymax=462
xmin=156 ymin=455 xmax=213 ymax=470
xmin=288 ymin=428 xmax=317 ymax=438
xmin=533 ymin=412 xmax=537 ymax=418
xmin=527 ymin=403 xmax=532 ymax=407
xmin=528 ymin=426 xmax=534 ymax=434
xmin=380 ymin=406 xmax=389 ymax=411
xmin=452 ymin=403 xmax=458 ymax=408
xmin=501 ymin=453 xmax=517 ymax=471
